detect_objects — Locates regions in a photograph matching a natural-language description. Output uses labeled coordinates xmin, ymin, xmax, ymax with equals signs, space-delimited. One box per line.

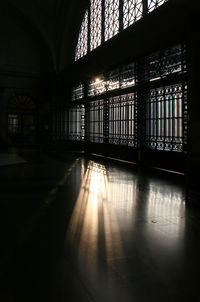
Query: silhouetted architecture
xmin=0 ymin=0 xmax=200 ymax=301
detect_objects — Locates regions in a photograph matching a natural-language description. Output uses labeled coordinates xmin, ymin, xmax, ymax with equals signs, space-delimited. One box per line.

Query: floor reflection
xmin=66 ymin=159 xmax=186 ymax=300
xmin=146 ymin=181 xmax=185 ymax=245
xmin=67 ymin=160 xmax=138 ymax=281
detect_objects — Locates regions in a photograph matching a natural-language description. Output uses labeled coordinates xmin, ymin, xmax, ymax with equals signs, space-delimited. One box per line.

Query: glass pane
xmin=123 ymin=0 xmax=143 ymax=29
xmin=90 ymin=0 xmax=102 ymax=51
xmin=105 ymin=0 xmax=119 ymax=41
xmin=75 ymin=10 xmax=88 ymax=61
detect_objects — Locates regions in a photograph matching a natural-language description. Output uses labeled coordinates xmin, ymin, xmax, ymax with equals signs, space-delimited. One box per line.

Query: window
xmin=75 ymin=0 xmax=169 ymax=61
xmin=104 ymin=0 xmax=119 ymax=41
xmin=90 ymin=0 xmax=102 ymax=50
xmin=87 ymin=63 xmax=136 ymax=96
xmin=69 ymin=105 xmax=85 ymax=141
xmin=86 ymin=100 xmax=104 ymax=143
xmin=8 ymin=114 xmax=20 ymax=134
xmin=143 ymin=43 xmax=187 ymax=152
xmin=71 ymin=43 xmax=187 ymax=154
xmin=144 ymin=44 xmax=186 ymax=82
xmin=145 ymin=84 xmax=187 ymax=152
xmin=75 ymin=10 xmax=88 ymax=61
xmin=88 ymin=77 xmax=107 ymax=96
xmin=107 ymin=63 xmax=136 ymax=89
xmin=109 ymin=93 xmax=137 ymax=147
xmin=123 ymin=0 xmax=143 ymax=29
xmin=72 ymin=84 xmax=84 ymax=101
xmin=148 ymin=0 xmax=167 ymax=12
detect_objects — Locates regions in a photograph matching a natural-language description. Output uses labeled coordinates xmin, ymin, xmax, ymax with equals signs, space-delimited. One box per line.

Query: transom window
xmin=75 ymin=0 xmax=169 ymax=61
xmin=75 ymin=10 xmax=88 ymax=61
xmin=90 ymin=0 xmax=102 ymax=50
xmin=148 ymin=0 xmax=168 ymax=12
xmin=123 ymin=0 xmax=143 ymax=29
xmin=69 ymin=43 xmax=187 ymax=153
xmin=105 ymin=0 xmax=119 ymax=41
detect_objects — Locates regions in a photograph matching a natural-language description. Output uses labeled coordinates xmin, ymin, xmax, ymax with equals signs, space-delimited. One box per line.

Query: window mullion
xmin=119 ymin=0 xmax=123 ymax=32
xmin=142 ymin=0 xmax=148 ymax=16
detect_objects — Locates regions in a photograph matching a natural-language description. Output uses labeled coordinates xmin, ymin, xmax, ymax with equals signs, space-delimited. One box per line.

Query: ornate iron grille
xmin=74 ymin=0 xmax=170 ymax=61
xmin=75 ymin=10 xmax=88 ymax=61
xmin=106 ymin=69 xmax=120 ymax=91
xmin=72 ymin=84 xmax=84 ymax=101
xmin=105 ymin=0 xmax=119 ymax=41
xmin=106 ymin=64 xmax=136 ymax=90
xmin=90 ymin=0 xmax=102 ymax=51
xmin=148 ymin=0 xmax=168 ymax=12
xmin=88 ymin=63 xmax=136 ymax=96
xmin=85 ymin=100 xmax=104 ymax=143
xmin=88 ymin=77 xmax=107 ymax=96
xmin=120 ymin=63 xmax=136 ymax=87
xmin=144 ymin=83 xmax=187 ymax=152
xmin=123 ymin=0 xmax=143 ymax=29
xmin=69 ymin=105 xmax=85 ymax=141
xmin=108 ymin=93 xmax=137 ymax=147
xmin=144 ymin=44 xmax=186 ymax=82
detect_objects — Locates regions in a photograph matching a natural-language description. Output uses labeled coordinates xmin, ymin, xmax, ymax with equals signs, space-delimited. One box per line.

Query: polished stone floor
xmin=0 ymin=149 xmax=200 ymax=301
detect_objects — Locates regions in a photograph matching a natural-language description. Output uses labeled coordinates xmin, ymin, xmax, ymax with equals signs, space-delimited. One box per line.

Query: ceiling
xmin=0 ymin=0 xmax=89 ymax=74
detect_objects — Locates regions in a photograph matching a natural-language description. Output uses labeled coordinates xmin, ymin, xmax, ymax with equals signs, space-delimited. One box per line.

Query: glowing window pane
xmin=144 ymin=44 xmax=186 ymax=82
xmin=109 ymin=93 xmax=137 ymax=147
xmin=72 ymin=84 xmax=84 ymax=101
xmin=123 ymin=0 xmax=143 ymax=29
xmin=148 ymin=0 xmax=167 ymax=13
xmin=88 ymin=77 xmax=107 ymax=96
xmin=145 ymin=84 xmax=187 ymax=152
xmin=86 ymin=100 xmax=104 ymax=143
xmin=90 ymin=0 xmax=102 ymax=51
xmin=69 ymin=105 xmax=85 ymax=141
xmin=75 ymin=10 xmax=88 ymax=61
xmin=105 ymin=0 xmax=119 ymax=41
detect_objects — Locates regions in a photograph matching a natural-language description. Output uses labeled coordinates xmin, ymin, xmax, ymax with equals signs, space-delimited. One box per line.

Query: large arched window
xmin=75 ymin=0 xmax=168 ymax=61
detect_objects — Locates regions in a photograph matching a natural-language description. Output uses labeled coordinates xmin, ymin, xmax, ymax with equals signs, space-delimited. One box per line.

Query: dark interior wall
xmin=187 ymin=22 xmax=200 ymax=194
xmin=0 ymin=2 xmax=55 ymax=74
xmin=0 ymin=0 xmax=88 ymax=147
xmin=0 ymin=0 xmax=89 ymax=91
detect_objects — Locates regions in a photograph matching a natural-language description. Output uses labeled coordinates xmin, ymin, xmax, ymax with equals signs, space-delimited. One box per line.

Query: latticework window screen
xmin=72 ymin=84 xmax=84 ymax=101
xmin=86 ymin=100 xmax=104 ymax=143
xmin=123 ymin=0 xmax=143 ymax=29
xmin=69 ymin=106 xmax=85 ymax=141
xmin=75 ymin=10 xmax=88 ymax=61
xmin=109 ymin=93 xmax=138 ymax=147
xmin=104 ymin=0 xmax=119 ymax=41
xmin=90 ymin=0 xmax=102 ymax=51
xmin=75 ymin=0 xmax=169 ymax=60
xmin=145 ymin=83 xmax=187 ymax=152
xmin=148 ymin=0 xmax=167 ymax=12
